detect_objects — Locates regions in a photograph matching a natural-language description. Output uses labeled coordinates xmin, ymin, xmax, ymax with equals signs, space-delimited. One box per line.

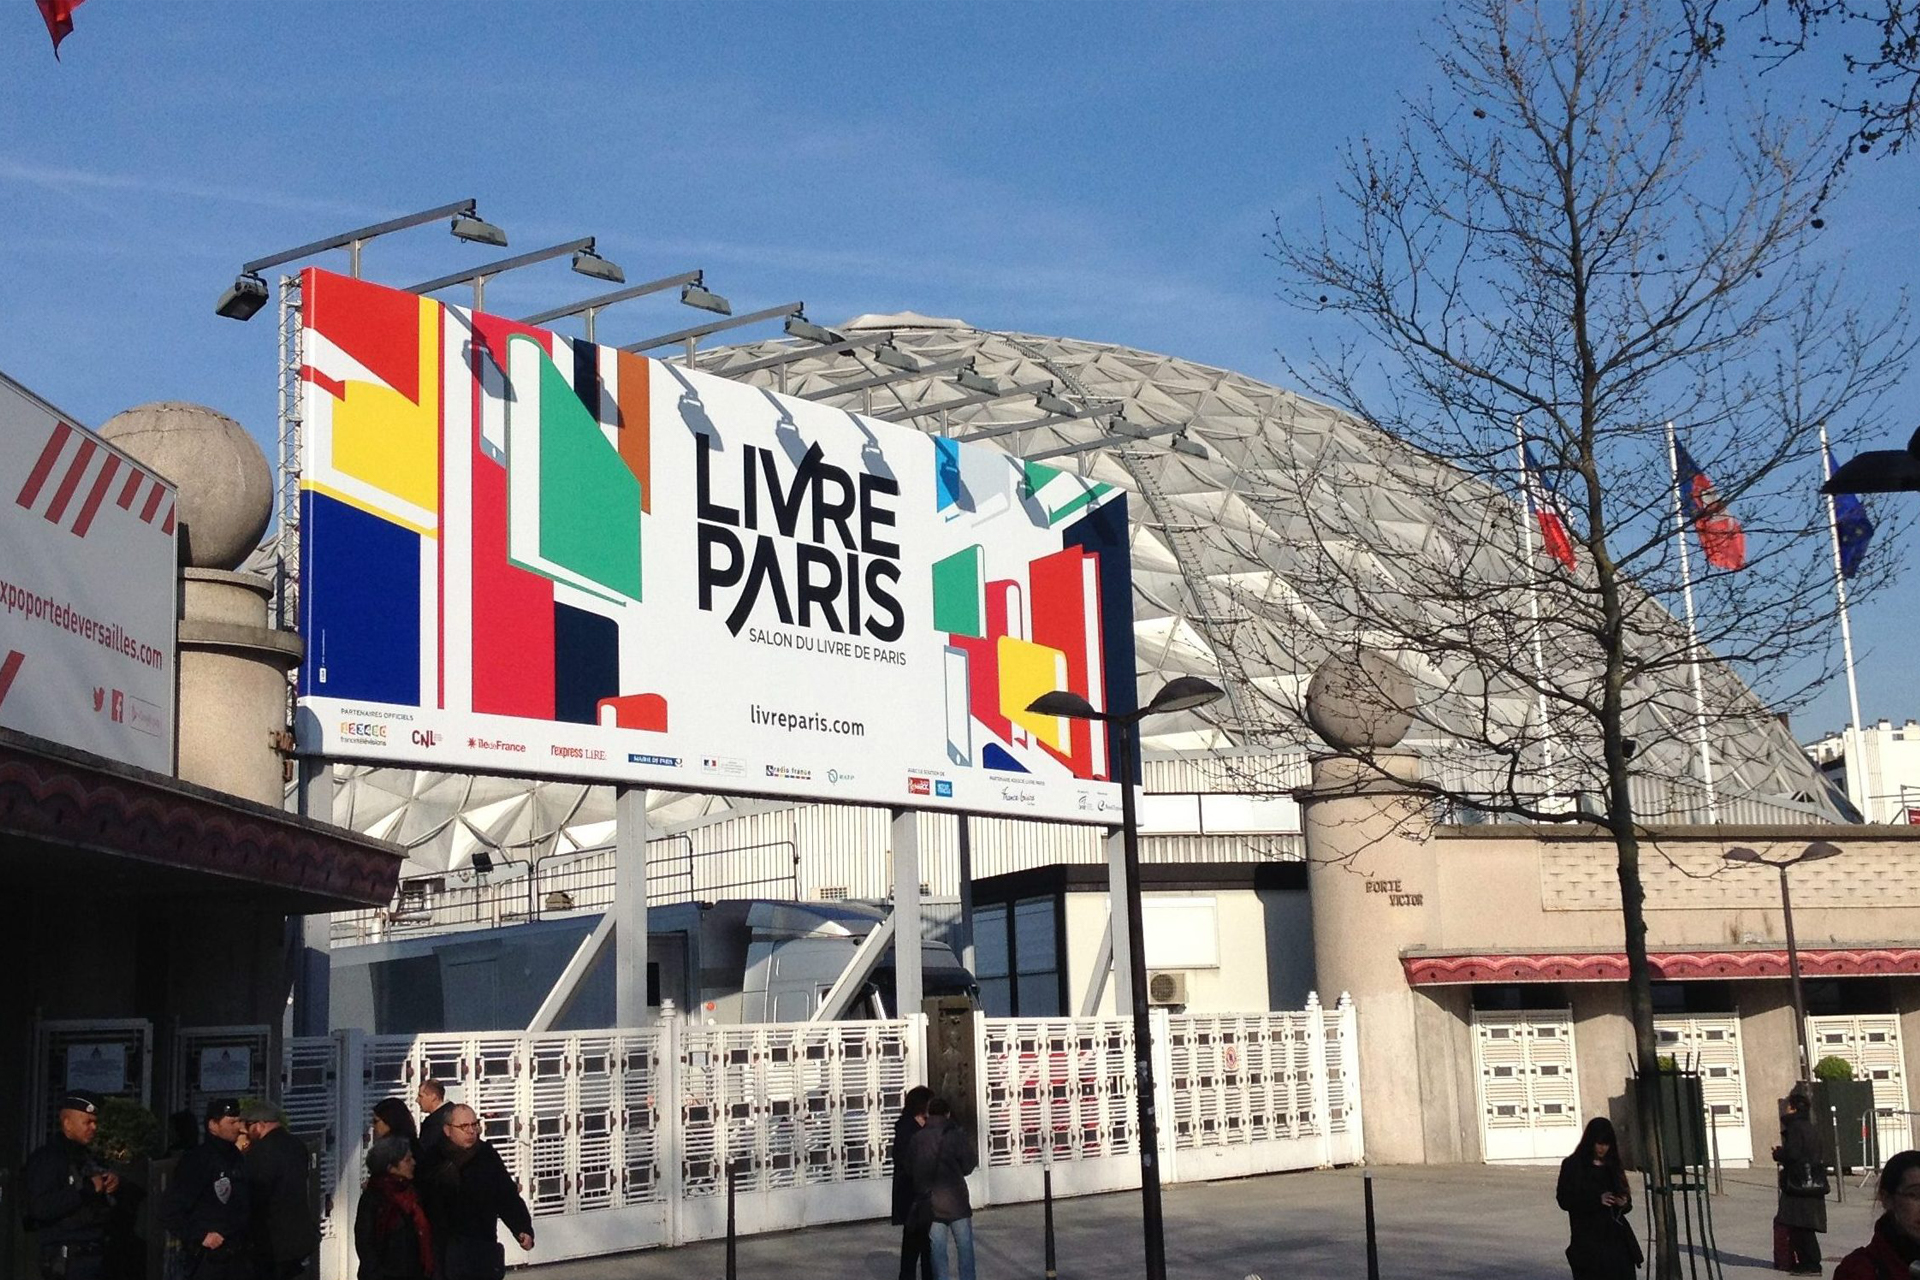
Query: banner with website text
xmin=293 ymin=269 xmax=1134 ymax=822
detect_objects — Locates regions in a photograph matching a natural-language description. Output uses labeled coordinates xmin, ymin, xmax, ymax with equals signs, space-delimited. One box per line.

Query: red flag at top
xmin=1674 ymin=441 xmax=1747 ymax=571
xmin=1521 ymin=444 xmax=1577 ymax=568
xmin=36 ymin=0 xmax=86 ymax=58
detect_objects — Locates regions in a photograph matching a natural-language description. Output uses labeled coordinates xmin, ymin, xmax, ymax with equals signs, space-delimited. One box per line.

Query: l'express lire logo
xmin=696 ymin=439 xmax=903 ymax=640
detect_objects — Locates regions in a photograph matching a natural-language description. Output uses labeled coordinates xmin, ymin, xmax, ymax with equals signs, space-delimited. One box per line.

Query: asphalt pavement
xmin=522 ymin=1161 xmax=1887 ymax=1279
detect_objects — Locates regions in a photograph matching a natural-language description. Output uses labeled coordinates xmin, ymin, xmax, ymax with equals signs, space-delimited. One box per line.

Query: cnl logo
xmin=410 ymin=729 xmax=440 ymax=748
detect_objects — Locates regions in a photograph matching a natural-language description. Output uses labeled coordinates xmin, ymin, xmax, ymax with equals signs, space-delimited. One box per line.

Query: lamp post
xmin=1026 ymin=675 xmax=1225 ymax=1280
xmin=1723 ymin=841 xmax=1843 ymax=1085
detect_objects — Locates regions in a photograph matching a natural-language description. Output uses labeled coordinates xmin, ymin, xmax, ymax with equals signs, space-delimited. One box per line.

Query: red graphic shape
xmin=596 ymin=694 xmax=668 ymax=732
xmin=469 ymin=311 xmax=553 ymax=379
xmin=139 ymin=484 xmax=165 ymax=524
xmin=0 ymin=651 xmax=22 ymax=708
xmin=300 ymin=269 xmax=422 ymax=402
xmin=116 ymin=468 xmax=144 ymax=510
xmin=42 ymin=438 xmax=96 ymax=525
xmin=1029 ymin=546 xmax=1104 ymax=777
xmin=70 ymin=454 xmax=121 ymax=537
xmin=469 ymin=450 xmax=554 ymax=719
xmin=161 ymin=506 xmax=176 ymax=536
xmin=299 ymin=364 xmax=346 ymax=400
xmin=15 ymin=423 xmax=73 ymax=509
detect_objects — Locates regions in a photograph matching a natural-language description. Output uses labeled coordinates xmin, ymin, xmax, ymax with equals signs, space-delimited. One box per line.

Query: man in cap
xmin=240 ymin=1101 xmax=317 ymax=1280
xmin=23 ymin=1093 xmax=118 ymax=1279
xmin=161 ymin=1098 xmax=252 ymax=1280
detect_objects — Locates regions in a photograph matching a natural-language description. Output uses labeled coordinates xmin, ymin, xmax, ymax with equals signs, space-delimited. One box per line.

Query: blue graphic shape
xmin=982 ymin=743 xmax=1029 ymax=773
xmin=300 ymin=491 xmax=421 ymax=706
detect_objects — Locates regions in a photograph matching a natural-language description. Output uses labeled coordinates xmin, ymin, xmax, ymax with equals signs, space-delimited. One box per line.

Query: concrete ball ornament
xmin=1305 ymin=650 xmax=1416 ymax=750
xmin=100 ymin=401 xmax=273 ymax=571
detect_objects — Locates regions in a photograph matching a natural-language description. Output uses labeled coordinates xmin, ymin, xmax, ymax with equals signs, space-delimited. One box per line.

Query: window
xmin=974 ymin=905 xmax=1011 ymax=1016
xmin=1013 ymin=898 xmax=1062 ymax=1017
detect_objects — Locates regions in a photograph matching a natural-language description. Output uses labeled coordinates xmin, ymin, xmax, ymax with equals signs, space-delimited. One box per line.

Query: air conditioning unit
xmin=1147 ymin=970 xmax=1188 ymax=1007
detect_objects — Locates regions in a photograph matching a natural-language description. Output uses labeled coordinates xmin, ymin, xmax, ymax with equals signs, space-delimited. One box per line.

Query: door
xmin=1655 ymin=1015 xmax=1753 ymax=1166
xmin=1807 ymin=1014 xmax=1913 ymax=1159
xmin=1473 ymin=1009 xmax=1582 ymax=1163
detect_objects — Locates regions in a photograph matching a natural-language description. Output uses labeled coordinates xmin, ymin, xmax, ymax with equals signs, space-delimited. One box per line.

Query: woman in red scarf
xmin=1836 ymin=1149 xmax=1920 ymax=1280
xmin=356 ymin=1135 xmax=435 ymax=1279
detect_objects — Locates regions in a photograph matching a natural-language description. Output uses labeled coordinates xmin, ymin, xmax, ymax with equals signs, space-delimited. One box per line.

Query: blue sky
xmin=2 ymin=1 xmax=1914 ymax=740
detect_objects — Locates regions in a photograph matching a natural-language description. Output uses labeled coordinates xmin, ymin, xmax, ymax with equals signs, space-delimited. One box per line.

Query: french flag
xmin=1522 ymin=444 xmax=1576 ymax=569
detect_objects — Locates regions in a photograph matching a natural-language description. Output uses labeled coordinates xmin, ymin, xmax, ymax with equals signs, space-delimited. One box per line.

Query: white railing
xmin=284 ymin=996 xmax=1358 ymax=1279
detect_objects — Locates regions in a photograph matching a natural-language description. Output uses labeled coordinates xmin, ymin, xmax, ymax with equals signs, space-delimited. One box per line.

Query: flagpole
xmin=1820 ymin=422 xmax=1869 ymax=819
xmin=1667 ymin=422 xmax=1720 ymax=823
xmin=1515 ymin=418 xmax=1558 ymax=808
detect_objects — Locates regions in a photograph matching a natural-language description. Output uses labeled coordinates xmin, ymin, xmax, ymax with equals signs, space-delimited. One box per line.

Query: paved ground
xmin=527 ymin=1163 xmax=1889 ymax=1279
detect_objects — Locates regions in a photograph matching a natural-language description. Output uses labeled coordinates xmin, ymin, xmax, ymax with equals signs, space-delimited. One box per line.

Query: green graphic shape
xmin=528 ymin=339 xmax=643 ymax=601
xmin=932 ymin=544 xmax=985 ymax=637
xmin=1023 ymin=459 xmax=1113 ymax=526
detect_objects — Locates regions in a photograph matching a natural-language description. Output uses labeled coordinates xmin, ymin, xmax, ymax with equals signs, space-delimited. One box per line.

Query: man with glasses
xmin=419 ymin=1105 xmax=533 ymax=1280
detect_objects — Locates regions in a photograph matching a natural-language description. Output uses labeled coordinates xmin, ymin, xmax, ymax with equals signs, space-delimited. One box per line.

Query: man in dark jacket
xmin=23 ymin=1094 xmax=118 ymax=1280
xmin=240 ymin=1101 xmax=317 ymax=1280
xmin=162 ymin=1099 xmax=253 ymax=1280
xmin=909 ymin=1099 xmax=978 ymax=1280
xmin=890 ymin=1087 xmax=933 ymax=1280
xmin=421 ymin=1105 xmax=533 ymax=1280
xmin=1773 ymin=1090 xmax=1829 ymax=1275
xmin=416 ymin=1080 xmax=454 ymax=1167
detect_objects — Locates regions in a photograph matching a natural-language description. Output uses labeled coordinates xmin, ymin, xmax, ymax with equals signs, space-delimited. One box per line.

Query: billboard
xmin=294 ymin=269 xmax=1134 ymax=822
xmin=0 ymin=371 xmax=178 ymax=772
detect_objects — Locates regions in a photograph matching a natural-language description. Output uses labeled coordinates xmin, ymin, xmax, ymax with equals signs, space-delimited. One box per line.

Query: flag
xmin=1674 ymin=440 xmax=1747 ymax=571
xmin=1521 ymin=444 xmax=1576 ymax=568
xmin=1827 ymin=446 xmax=1875 ymax=578
xmin=36 ymin=0 xmax=86 ymax=58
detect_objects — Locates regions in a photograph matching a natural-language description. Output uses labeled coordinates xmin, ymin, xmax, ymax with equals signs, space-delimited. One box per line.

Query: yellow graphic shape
xmin=328 ymin=295 xmax=440 ymax=514
xmin=999 ymin=635 xmax=1071 ymax=752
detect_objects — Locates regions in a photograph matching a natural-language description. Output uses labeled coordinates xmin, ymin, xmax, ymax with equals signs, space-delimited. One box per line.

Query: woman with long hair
xmin=1835 ymin=1148 xmax=1920 ymax=1279
xmin=1556 ymin=1117 xmax=1640 ymax=1279
xmin=372 ymin=1098 xmax=419 ymax=1145
xmin=1773 ymin=1090 xmax=1829 ymax=1274
xmin=355 ymin=1135 xmax=434 ymax=1279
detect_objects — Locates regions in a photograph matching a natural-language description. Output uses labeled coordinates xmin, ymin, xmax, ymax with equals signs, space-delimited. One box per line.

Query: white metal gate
xmin=1473 ymin=1009 xmax=1581 ymax=1163
xmin=1655 ymin=1015 xmax=1753 ymax=1166
xmin=1808 ymin=1014 xmax=1913 ymax=1158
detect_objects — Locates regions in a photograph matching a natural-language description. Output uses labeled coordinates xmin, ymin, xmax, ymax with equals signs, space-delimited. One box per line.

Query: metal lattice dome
xmin=323 ymin=314 xmax=1845 ymax=875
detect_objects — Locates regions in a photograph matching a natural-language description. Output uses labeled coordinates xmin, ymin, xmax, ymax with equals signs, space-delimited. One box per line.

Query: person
xmin=890 ymin=1086 xmax=934 ymax=1280
xmin=1556 ymin=1117 xmax=1640 ymax=1279
xmin=22 ymin=1094 xmax=118 ymax=1280
xmin=416 ymin=1080 xmax=455 ymax=1164
xmin=1835 ymin=1147 xmax=1920 ymax=1279
xmin=420 ymin=1104 xmax=533 ymax=1280
xmin=241 ymin=1101 xmax=318 ymax=1280
xmin=372 ymin=1098 xmax=419 ymax=1147
xmin=162 ymin=1098 xmax=253 ymax=1280
xmin=910 ymin=1097 xmax=978 ymax=1280
xmin=355 ymin=1136 xmax=434 ymax=1280
xmin=1774 ymin=1090 xmax=1830 ymax=1275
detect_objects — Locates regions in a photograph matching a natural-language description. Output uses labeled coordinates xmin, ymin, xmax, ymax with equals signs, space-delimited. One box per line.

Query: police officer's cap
xmin=56 ymin=1093 xmax=99 ymax=1115
xmin=204 ymin=1097 xmax=242 ymax=1123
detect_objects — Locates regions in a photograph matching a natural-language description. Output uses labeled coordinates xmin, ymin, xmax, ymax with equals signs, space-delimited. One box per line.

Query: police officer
xmin=23 ymin=1093 xmax=118 ymax=1280
xmin=162 ymin=1098 xmax=252 ymax=1280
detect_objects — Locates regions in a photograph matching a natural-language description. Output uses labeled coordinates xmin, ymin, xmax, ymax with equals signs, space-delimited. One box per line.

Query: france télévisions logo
xmin=935 ymin=780 xmax=953 ymax=797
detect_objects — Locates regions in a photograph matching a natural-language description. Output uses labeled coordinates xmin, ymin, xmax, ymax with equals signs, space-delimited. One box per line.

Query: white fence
xmin=283 ymin=996 xmax=1359 ymax=1278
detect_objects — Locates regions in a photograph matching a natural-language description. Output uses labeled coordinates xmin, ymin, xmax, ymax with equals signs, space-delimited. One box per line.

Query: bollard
xmin=1364 ymin=1170 xmax=1380 ymax=1280
xmin=1830 ymin=1107 xmax=1844 ymax=1206
xmin=1043 ymin=1165 xmax=1058 ymax=1280
xmin=726 ymin=1163 xmax=738 ymax=1280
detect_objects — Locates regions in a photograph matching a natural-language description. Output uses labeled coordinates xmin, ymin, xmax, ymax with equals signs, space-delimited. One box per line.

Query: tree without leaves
xmin=1260 ymin=2 xmax=1910 ymax=1274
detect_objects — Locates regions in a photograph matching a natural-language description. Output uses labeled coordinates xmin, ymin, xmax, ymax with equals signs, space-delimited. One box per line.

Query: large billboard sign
xmin=294 ymin=269 xmax=1135 ymax=822
xmin=0 ymin=372 xmax=178 ymax=773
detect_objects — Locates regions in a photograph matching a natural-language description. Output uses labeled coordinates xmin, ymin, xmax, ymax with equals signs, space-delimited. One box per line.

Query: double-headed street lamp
xmin=1026 ymin=674 xmax=1225 ymax=1280
xmin=1722 ymin=841 xmax=1843 ymax=1085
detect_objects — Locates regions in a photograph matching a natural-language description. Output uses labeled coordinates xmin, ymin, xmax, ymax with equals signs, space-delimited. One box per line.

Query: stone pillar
xmin=177 ymin=569 xmax=302 ymax=804
xmin=1296 ymin=650 xmax=1437 ymax=1165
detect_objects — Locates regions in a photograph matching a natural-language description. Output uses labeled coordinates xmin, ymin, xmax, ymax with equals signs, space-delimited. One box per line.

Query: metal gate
xmin=173 ymin=1024 xmax=273 ymax=1121
xmin=25 ymin=1019 xmax=151 ymax=1154
xmin=1808 ymin=1014 xmax=1913 ymax=1158
xmin=1655 ymin=1015 xmax=1753 ymax=1166
xmin=1473 ymin=1009 xmax=1581 ymax=1163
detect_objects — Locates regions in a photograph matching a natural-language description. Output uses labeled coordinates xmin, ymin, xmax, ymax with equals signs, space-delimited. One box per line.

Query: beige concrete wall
xmin=1060 ymin=887 xmax=1295 ymax=1016
xmin=1736 ymin=983 xmax=1798 ymax=1149
xmin=1569 ymin=984 xmax=1634 ymax=1138
xmin=1413 ymin=986 xmax=1480 ymax=1163
xmin=1429 ymin=825 xmax=1920 ymax=954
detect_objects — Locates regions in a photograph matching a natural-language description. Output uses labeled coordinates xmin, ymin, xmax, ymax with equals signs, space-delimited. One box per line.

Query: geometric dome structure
xmin=328 ymin=311 xmax=1845 ymax=877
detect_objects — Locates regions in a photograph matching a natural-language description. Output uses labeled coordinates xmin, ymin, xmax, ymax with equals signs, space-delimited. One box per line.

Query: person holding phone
xmin=1557 ymin=1117 xmax=1640 ymax=1279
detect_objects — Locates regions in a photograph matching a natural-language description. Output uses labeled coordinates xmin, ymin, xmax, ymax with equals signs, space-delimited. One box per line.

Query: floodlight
xmin=1168 ymin=434 xmax=1209 ymax=459
xmin=786 ymin=316 xmax=844 ymax=345
xmin=1036 ymin=391 xmax=1079 ymax=416
xmin=215 ymin=273 xmax=270 ymax=321
xmin=681 ymin=283 xmax=732 ymax=316
xmin=955 ymin=367 xmax=1001 ymax=395
xmin=450 ymin=214 xmax=509 ymax=247
xmin=572 ymin=246 xmax=626 ymax=284
xmin=873 ymin=345 xmax=923 ymax=373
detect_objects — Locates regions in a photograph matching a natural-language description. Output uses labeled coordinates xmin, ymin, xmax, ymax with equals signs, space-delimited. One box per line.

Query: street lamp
xmin=1026 ymin=674 xmax=1225 ymax=1280
xmin=407 ymin=237 xmax=625 ymax=311
xmin=1723 ymin=841 xmax=1843 ymax=1085
xmin=1821 ymin=426 xmax=1920 ymax=495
